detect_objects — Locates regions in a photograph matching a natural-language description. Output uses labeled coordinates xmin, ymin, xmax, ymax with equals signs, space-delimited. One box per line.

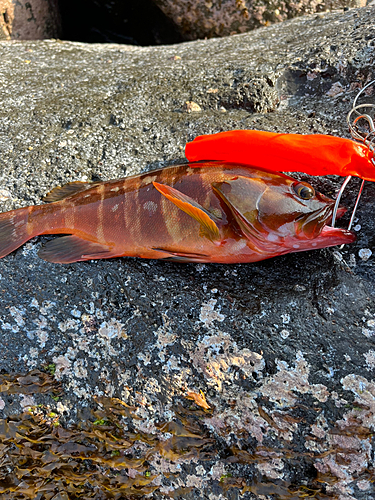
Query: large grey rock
xmin=153 ymin=0 xmax=367 ymax=40
xmin=0 ymin=6 xmax=374 ymax=499
xmin=0 ymin=0 xmax=61 ymax=40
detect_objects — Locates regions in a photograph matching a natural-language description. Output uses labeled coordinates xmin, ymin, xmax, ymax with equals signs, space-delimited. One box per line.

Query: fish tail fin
xmin=0 ymin=206 xmax=33 ymax=259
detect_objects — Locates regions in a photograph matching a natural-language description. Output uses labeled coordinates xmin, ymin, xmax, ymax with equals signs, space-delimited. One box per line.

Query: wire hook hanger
xmin=331 ymin=78 xmax=375 ymax=232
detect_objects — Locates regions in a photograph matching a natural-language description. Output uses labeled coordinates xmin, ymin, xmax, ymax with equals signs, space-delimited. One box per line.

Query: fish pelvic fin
xmin=38 ymin=235 xmax=113 ymax=263
xmin=153 ymin=181 xmax=221 ymax=241
xmin=0 ymin=206 xmax=33 ymax=259
xmin=43 ymin=181 xmax=95 ymax=203
xmin=152 ymin=247 xmax=210 ymax=263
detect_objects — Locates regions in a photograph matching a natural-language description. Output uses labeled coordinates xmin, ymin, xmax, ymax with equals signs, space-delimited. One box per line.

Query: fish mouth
xmin=292 ymin=225 xmax=356 ymax=252
xmin=325 ymin=205 xmax=347 ymax=226
xmin=296 ymin=203 xmax=348 ymax=240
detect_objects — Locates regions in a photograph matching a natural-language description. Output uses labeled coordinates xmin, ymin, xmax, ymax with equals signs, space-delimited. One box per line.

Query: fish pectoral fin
xmin=152 ymin=247 xmax=209 ymax=263
xmin=38 ymin=235 xmax=113 ymax=263
xmin=153 ymin=181 xmax=220 ymax=241
xmin=43 ymin=181 xmax=96 ymax=202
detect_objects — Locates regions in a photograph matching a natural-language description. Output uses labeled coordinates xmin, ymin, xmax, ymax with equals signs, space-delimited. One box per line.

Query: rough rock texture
xmin=0 ymin=6 xmax=375 ymax=499
xmin=0 ymin=0 xmax=61 ymax=40
xmin=152 ymin=0 xmax=368 ymax=40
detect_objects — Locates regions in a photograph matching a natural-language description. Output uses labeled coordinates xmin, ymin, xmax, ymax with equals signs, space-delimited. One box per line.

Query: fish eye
xmin=292 ymin=182 xmax=315 ymax=200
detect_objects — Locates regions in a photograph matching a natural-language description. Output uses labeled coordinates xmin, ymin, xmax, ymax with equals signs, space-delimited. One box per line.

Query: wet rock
xmin=0 ymin=0 xmax=61 ymax=40
xmin=152 ymin=0 xmax=367 ymax=40
xmin=0 ymin=6 xmax=375 ymax=499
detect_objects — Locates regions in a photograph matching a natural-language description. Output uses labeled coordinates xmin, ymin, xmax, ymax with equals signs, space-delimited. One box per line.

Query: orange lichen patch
xmin=0 ymin=369 xmax=61 ymax=395
xmin=185 ymin=390 xmax=211 ymax=410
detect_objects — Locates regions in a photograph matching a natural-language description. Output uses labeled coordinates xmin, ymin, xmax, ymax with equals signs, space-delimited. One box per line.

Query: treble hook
xmin=331 ymin=79 xmax=375 ymax=234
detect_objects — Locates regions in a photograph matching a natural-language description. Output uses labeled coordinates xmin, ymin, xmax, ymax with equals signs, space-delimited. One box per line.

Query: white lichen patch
xmin=73 ymin=359 xmax=88 ymax=379
xmin=191 ymin=332 xmax=264 ymax=391
xmin=138 ymin=352 xmax=152 ymax=365
xmin=341 ymin=374 xmax=375 ymax=430
xmin=199 ymin=299 xmax=225 ymax=328
xmin=9 ymin=306 xmax=25 ymax=327
xmin=98 ymin=318 xmax=127 ymax=339
xmin=326 ymin=81 xmax=344 ymax=97
xmin=29 ymin=298 xmax=39 ymax=308
xmin=261 ymin=352 xmax=329 ymax=407
xmin=52 ymin=355 xmax=72 ymax=380
xmin=0 ymin=397 xmax=5 ymax=410
xmin=357 ymin=480 xmax=371 ymax=491
xmin=281 ymin=314 xmax=290 ymax=324
xmin=362 ymin=318 xmax=375 ymax=337
xmin=70 ymin=308 xmax=82 ymax=318
xmin=210 ymin=462 xmax=227 ymax=480
xmin=312 ymin=373 xmax=375 ymax=496
xmin=363 ymin=349 xmax=375 ymax=370
xmin=19 ymin=394 xmax=36 ymax=410
xmin=280 ymin=329 xmax=290 ymax=339
xmin=209 ymin=389 xmax=269 ymax=444
xmin=154 ymin=314 xmax=177 ymax=362
xmin=58 ymin=318 xmax=80 ymax=332
xmin=256 ymin=458 xmax=285 ymax=479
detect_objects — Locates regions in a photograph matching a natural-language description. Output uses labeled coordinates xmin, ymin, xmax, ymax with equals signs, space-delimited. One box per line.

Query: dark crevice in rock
xmin=57 ymin=0 xmax=184 ymax=46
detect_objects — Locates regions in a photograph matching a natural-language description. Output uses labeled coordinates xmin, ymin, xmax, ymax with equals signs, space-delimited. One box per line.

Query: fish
xmin=0 ymin=161 xmax=355 ymax=264
xmin=185 ymin=130 xmax=375 ymax=180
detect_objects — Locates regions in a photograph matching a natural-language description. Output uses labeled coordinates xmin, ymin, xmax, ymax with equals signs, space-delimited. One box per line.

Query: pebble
xmin=184 ymin=101 xmax=202 ymax=113
xmin=359 ymin=248 xmax=372 ymax=261
xmin=0 ymin=189 xmax=12 ymax=201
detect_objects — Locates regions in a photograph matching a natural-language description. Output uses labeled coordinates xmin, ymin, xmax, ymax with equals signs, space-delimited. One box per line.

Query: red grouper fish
xmin=0 ymin=161 xmax=355 ymax=264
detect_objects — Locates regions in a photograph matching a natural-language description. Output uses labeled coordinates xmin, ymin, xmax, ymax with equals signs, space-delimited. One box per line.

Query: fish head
xmin=257 ymin=175 xmax=356 ymax=251
xmin=213 ymin=170 xmax=355 ymax=254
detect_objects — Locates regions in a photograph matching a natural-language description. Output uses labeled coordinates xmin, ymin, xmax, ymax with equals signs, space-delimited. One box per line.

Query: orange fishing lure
xmin=185 ymin=130 xmax=375 ymax=180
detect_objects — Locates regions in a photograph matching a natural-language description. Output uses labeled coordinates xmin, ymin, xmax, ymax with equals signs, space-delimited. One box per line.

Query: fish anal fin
xmin=153 ymin=181 xmax=220 ymax=241
xmin=38 ymin=235 xmax=113 ymax=263
xmin=43 ymin=181 xmax=95 ymax=203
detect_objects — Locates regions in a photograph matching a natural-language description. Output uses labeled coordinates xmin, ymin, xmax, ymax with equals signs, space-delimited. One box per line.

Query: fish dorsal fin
xmin=43 ymin=181 xmax=95 ymax=203
xmin=212 ymin=177 xmax=278 ymax=252
xmin=38 ymin=235 xmax=112 ymax=263
xmin=153 ymin=181 xmax=221 ymax=241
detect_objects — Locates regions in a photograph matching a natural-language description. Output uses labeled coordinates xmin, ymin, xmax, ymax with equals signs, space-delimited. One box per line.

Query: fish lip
xmin=313 ymin=225 xmax=356 ymax=246
xmin=288 ymin=225 xmax=356 ymax=252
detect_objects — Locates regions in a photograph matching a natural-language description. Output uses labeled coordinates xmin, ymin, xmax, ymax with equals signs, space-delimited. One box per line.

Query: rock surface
xmin=0 ymin=6 xmax=375 ymax=499
xmin=152 ymin=0 xmax=367 ymax=40
xmin=0 ymin=0 xmax=61 ymax=40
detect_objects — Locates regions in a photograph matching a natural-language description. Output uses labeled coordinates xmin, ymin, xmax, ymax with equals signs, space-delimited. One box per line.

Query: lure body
xmin=0 ymin=162 xmax=354 ymax=264
xmin=185 ymin=130 xmax=375 ymax=180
